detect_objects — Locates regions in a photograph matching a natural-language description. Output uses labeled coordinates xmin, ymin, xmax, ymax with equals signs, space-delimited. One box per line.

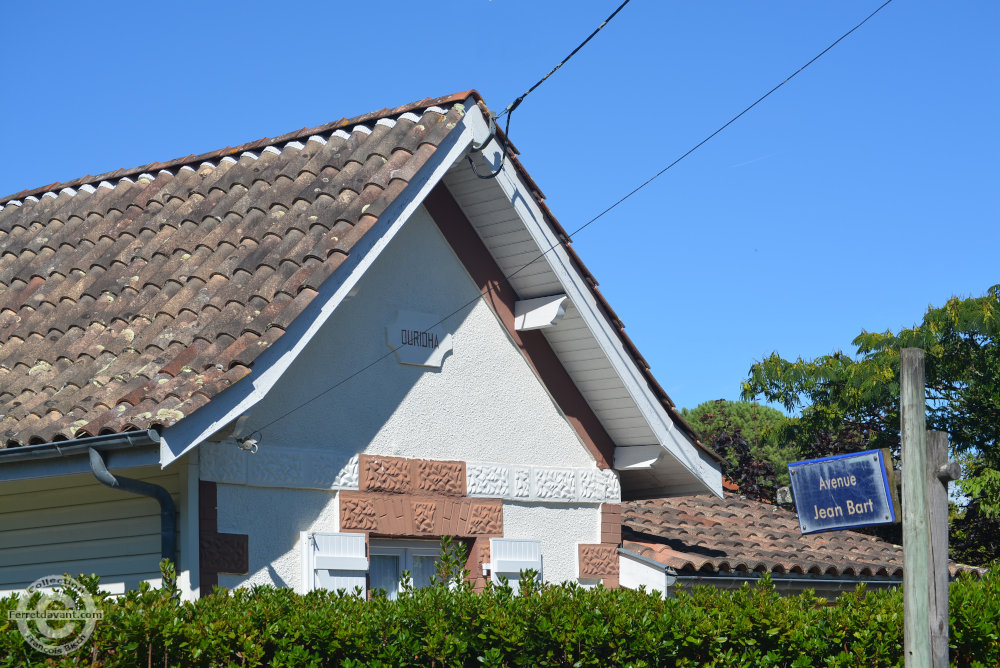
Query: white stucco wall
xmin=207 ymin=205 xmax=612 ymax=592
xmin=500 ymin=502 xmax=601 ymax=586
xmin=245 ymin=205 xmax=595 ymax=470
xmin=216 ymin=484 xmax=339 ymax=591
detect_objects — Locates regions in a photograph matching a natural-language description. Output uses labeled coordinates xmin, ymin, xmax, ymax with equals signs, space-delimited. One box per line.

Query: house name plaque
xmin=788 ymin=449 xmax=898 ymax=534
xmin=386 ymin=310 xmax=454 ymax=368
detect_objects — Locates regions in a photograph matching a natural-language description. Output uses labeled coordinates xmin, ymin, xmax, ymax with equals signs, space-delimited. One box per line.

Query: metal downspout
xmin=88 ymin=447 xmax=177 ymax=564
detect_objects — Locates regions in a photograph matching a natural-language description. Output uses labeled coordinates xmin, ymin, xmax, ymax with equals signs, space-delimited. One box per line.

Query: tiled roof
xmin=624 ymin=495 xmax=979 ymax=579
xmin=0 ymin=94 xmax=469 ymax=447
xmin=0 ymin=89 xmax=718 ymax=470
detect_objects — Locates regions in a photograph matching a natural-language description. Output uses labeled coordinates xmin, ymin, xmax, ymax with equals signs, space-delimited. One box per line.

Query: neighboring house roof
xmin=0 ymin=94 xmax=467 ymax=446
xmin=0 ymin=91 xmax=721 ymax=497
xmin=624 ymin=495 xmax=980 ymax=579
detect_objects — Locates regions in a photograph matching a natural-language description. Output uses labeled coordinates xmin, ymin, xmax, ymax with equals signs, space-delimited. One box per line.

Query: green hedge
xmin=2 ymin=563 xmax=998 ymax=667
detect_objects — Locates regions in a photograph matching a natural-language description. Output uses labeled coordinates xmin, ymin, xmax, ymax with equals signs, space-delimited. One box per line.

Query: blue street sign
xmin=788 ymin=449 xmax=898 ymax=534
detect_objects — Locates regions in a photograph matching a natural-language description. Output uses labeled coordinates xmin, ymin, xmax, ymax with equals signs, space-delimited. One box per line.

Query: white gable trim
xmin=158 ymin=101 xmax=479 ymax=467
xmin=458 ymin=109 xmax=722 ymax=498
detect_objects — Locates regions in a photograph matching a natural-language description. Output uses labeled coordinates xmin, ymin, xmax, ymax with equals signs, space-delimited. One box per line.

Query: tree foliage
xmin=681 ymin=400 xmax=787 ymax=449
xmin=741 ymin=285 xmax=1000 ymax=564
xmin=708 ymin=431 xmax=779 ymax=503
xmin=681 ymin=399 xmax=797 ymax=488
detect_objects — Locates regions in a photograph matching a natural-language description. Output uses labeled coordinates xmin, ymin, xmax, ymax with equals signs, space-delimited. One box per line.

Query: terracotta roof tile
xmin=0 ymin=95 xmax=472 ymax=447
xmin=624 ymin=495 xmax=980 ymax=579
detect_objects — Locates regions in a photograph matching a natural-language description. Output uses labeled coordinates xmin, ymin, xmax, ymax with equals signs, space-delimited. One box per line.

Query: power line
xmin=500 ymin=0 xmax=632 ymax=118
xmin=254 ymin=0 xmax=894 ymax=434
xmin=469 ymin=0 xmax=632 ymax=180
xmin=565 ymin=0 xmax=895 ymax=240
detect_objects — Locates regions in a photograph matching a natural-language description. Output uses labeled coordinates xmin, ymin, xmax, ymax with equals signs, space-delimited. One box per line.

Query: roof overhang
xmin=444 ymin=102 xmax=722 ymax=498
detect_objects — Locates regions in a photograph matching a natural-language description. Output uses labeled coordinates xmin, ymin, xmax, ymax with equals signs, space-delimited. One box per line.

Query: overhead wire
xmin=254 ymin=0 xmax=894 ymax=434
xmin=468 ymin=0 xmax=633 ymax=179
xmin=566 ymin=0 xmax=895 ymax=239
xmin=499 ymin=0 xmax=633 ymax=119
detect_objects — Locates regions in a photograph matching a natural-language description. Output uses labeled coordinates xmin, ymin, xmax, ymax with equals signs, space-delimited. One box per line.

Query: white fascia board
xmin=463 ymin=112 xmax=722 ymax=498
xmin=159 ymin=99 xmax=479 ymax=468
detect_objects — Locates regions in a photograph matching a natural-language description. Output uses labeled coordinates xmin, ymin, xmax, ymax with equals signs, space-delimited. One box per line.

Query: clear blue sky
xmin=2 ymin=1 xmax=997 ymax=413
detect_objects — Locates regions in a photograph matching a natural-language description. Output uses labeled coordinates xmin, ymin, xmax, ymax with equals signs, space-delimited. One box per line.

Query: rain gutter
xmin=0 ymin=430 xmax=161 ymax=482
xmin=0 ymin=430 xmax=160 ymax=463
xmin=88 ymin=446 xmax=177 ymax=564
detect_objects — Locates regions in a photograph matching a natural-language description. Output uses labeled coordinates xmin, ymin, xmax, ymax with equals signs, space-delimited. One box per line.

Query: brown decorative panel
xmin=412 ymin=501 xmax=437 ymax=534
xmin=339 ymin=491 xmax=502 ymax=537
xmin=414 ymin=459 xmax=466 ymax=496
xmin=465 ymin=536 xmax=492 ymax=591
xmin=466 ymin=503 xmax=503 ymax=535
xmin=340 ymin=495 xmax=378 ymax=530
xmin=578 ymin=543 xmax=619 ymax=579
xmin=359 ymin=454 xmax=466 ymax=496
xmin=360 ymin=455 xmax=411 ymax=493
xmin=201 ymin=534 xmax=249 ymax=575
xmin=198 ymin=480 xmax=249 ymax=594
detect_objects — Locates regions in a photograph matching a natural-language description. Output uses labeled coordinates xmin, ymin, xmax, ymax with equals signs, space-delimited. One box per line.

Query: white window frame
xmin=368 ymin=539 xmax=443 ymax=599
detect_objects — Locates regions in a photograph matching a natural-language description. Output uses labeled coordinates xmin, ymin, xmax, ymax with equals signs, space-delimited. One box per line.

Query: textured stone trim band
xmin=199 ymin=443 xmax=620 ymax=504
xmin=467 ymin=463 xmax=621 ymax=504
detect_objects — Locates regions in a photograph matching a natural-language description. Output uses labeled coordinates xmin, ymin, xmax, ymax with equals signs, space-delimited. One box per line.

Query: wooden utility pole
xmin=927 ymin=431 xmax=957 ymax=666
xmin=901 ymin=348 xmax=930 ymax=667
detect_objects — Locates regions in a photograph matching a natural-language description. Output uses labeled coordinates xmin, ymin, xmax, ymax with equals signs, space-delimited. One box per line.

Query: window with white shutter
xmin=300 ymin=532 xmax=368 ymax=595
xmin=488 ymin=538 xmax=542 ymax=593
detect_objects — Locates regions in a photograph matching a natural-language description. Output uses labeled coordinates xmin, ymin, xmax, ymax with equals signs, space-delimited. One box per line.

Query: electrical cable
xmin=253 ymin=0 xmax=894 ymax=434
xmin=466 ymin=112 xmax=513 ymax=180
xmin=566 ymin=0 xmax=895 ymax=240
xmin=469 ymin=0 xmax=632 ymax=180
xmin=500 ymin=0 xmax=632 ymax=119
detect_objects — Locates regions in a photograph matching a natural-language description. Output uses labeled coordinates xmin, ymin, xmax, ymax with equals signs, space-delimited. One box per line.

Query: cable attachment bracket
xmin=467 ymin=111 xmax=512 ymax=180
xmin=469 ymin=112 xmax=497 ymax=153
xmin=237 ymin=431 xmax=261 ymax=454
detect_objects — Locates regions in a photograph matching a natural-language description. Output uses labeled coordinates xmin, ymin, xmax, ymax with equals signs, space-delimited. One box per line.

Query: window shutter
xmin=489 ymin=538 xmax=542 ymax=592
xmin=300 ymin=532 xmax=367 ymax=595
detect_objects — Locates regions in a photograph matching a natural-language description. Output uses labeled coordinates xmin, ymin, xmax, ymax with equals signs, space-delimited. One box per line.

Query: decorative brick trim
xmin=424 ymin=184 xmax=616 ymax=469
xmin=198 ymin=480 xmax=249 ymax=593
xmin=578 ymin=543 xmax=619 ymax=579
xmin=359 ymin=454 xmax=466 ymax=496
xmin=465 ymin=536 xmax=492 ymax=591
xmin=339 ymin=491 xmax=502 ymax=537
xmin=596 ymin=503 xmax=623 ymax=588
xmin=601 ymin=503 xmax=622 ymax=545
